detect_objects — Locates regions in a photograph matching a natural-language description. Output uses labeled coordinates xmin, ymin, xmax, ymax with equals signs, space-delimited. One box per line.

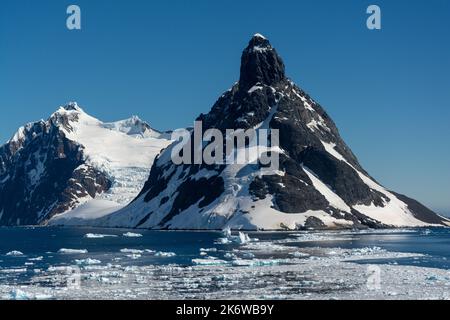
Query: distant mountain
xmin=97 ymin=34 xmax=449 ymax=230
xmin=0 ymin=103 xmax=171 ymax=225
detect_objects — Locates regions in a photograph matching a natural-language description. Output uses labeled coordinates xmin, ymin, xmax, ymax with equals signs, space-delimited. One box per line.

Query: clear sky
xmin=1 ymin=0 xmax=449 ymax=214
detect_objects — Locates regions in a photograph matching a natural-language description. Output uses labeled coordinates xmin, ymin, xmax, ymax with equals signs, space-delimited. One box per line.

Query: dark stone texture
xmin=0 ymin=110 xmax=111 ymax=225
xmin=239 ymin=34 xmax=286 ymax=91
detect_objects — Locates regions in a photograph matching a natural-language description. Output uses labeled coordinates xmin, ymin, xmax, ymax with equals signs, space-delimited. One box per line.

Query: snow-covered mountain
xmin=0 ymin=103 xmax=172 ymax=225
xmin=97 ymin=34 xmax=449 ymax=230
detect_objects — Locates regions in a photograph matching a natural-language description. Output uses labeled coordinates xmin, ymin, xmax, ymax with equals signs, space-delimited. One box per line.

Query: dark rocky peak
xmin=62 ymin=102 xmax=82 ymax=112
xmin=239 ymin=33 xmax=286 ymax=91
xmin=50 ymin=103 xmax=83 ymax=133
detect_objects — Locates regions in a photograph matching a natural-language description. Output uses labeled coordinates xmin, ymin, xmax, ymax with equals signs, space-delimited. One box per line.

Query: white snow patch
xmin=50 ymin=200 xmax=123 ymax=226
xmin=321 ymin=141 xmax=433 ymax=227
xmin=46 ymin=105 xmax=172 ymax=224
xmin=302 ymin=165 xmax=351 ymax=212
xmin=248 ymin=85 xmax=264 ymax=94
xmin=253 ymin=33 xmax=266 ymax=39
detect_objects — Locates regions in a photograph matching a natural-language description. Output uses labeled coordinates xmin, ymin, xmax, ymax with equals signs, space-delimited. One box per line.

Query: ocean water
xmin=0 ymin=227 xmax=449 ymax=299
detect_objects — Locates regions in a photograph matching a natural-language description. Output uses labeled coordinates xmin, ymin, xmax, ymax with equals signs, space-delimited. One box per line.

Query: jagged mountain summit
xmin=98 ymin=34 xmax=448 ymax=230
xmin=0 ymin=103 xmax=172 ymax=226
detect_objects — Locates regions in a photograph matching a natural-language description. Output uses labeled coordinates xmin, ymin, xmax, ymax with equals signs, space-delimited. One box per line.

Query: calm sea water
xmin=0 ymin=226 xmax=450 ymax=285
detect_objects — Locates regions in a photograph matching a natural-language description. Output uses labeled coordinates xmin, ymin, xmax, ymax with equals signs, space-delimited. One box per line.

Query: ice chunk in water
xmin=222 ymin=227 xmax=232 ymax=237
xmin=85 ymin=233 xmax=118 ymax=239
xmin=6 ymin=251 xmax=24 ymax=256
xmin=75 ymin=258 xmax=101 ymax=265
xmin=192 ymin=259 xmax=229 ymax=266
xmin=120 ymin=248 xmax=144 ymax=254
xmin=123 ymin=232 xmax=143 ymax=238
xmin=155 ymin=251 xmax=176 ymax=257
xmin=238 ymin=232 xmax=251 ymax=244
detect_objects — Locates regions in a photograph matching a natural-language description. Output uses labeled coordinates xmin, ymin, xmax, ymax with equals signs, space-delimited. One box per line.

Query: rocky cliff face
xmin=0 ymin=103 xmax=171 ymax=226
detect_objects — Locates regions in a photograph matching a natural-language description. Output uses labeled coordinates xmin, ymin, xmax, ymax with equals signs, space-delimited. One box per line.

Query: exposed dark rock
xmin=303 ymin=216 xmax=327 ymax=230
xmin=0 ymin=107 xmax=111 ymax=225
xmin=239 ymin=34 xmax=286 ymax=91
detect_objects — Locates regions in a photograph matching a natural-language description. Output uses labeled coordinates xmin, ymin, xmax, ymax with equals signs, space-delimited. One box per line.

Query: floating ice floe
xmin=281 ymin=232 xmax=354 ymax=243
xmin=0 ymin=268 xmax=27 ymax=273
xmin=240 ymin=242 xmax=288 ymax=252
xmin=215 ymin=237 xmax=232 ymax=244
xmin=85 ymin=233 xmax=118 ymax=239
xmin=241 ymin=252 xmax=256 ymax=259
xmin=5 ymin=289 xmax=53 ymax=301
xmin=75 ymin=258 xmax=101 ymax=266
xmin=120 ymin=248 xmax=144 ymax=254
xmin=28 ymin=256 xmax=44 ymax=261
xmin=231 ymin=259 xmax=286 ymax=267
xmin=351 ymin=246 xmax=385 ymax=256
xmin=58 ymin=248 xmax=88 ymax=254
xmin=123 ymin=232 xmax=143 ymax=238
xmin=192 ymin=258 xmax=229 ymax=266
xmin=290 ymin=252 xmax=309 ymax=258
xmin=154 ymin=251 xmax=176 ymax=257
xmin=7 ymin=289 xmax=32 ymax=300
xmin=6 ymin=251 xmax=24 ymax=256
xmin=224 ymin=252 xmax=237 ymax=260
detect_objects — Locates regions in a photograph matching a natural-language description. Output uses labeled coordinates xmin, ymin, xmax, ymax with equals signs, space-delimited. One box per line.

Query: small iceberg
xmin=85 ymin=233 xmax=118 ymax=239
xmin=215 ymin=230 xmax=256 ymax=245
xmin=6 ymin=251 xmax=24 ymax=256
xmin=123 ymin=232 xmax=143 ymax=238
xmin=28 ymin=256 xmax=44 ymax=261
xmin=231 ymin=259 xmax=284 ymax=267
xmin=238 ymin=232 xmax=251 ymax=244
xmin=120 ymin=248 xmax=144 ymax=254
xmin=290 ymin=251 xmax=309 ymax=258
xmin=75 ymin=258 xmax=101 ymax=266
xmin=8 ymin=289 xmax=32 ymax=300
xmin=154 ymin=251 xmax=176 ymax=257
xmin=222 ymin=227 xmax=232 ymax=237
xmin=192 ymin=258 xmax=229 ymax=266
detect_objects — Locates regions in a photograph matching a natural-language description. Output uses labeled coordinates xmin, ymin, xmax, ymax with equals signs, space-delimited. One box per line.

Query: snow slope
xmin=48 ymin=103 xmax=172 ymax=225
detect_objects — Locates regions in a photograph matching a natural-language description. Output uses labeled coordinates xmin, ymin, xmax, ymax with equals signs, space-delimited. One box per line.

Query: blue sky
xmin=1 ymin=0 xmax=449 ymax=213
